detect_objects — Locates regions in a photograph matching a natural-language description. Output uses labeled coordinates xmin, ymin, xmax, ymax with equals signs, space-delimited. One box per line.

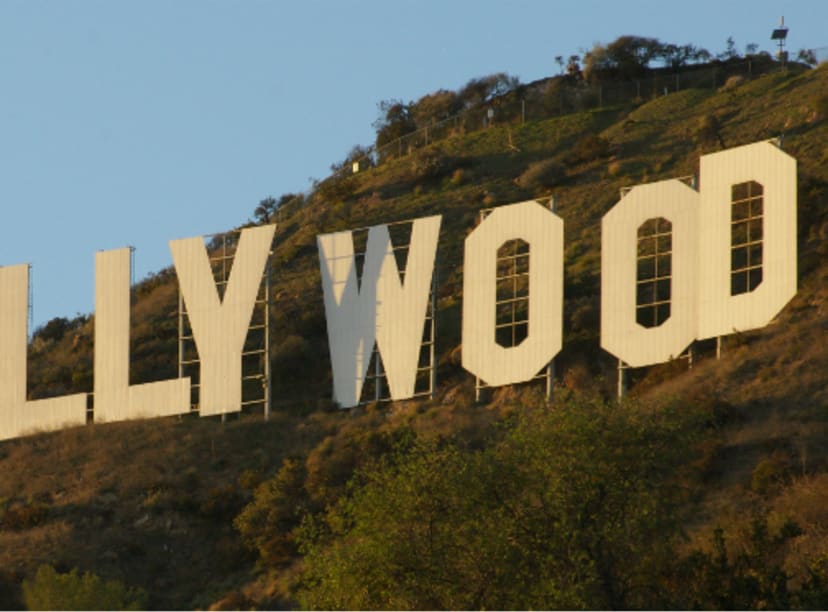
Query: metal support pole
xmin=475 ymin=377 xmax=482 ymax=403
xmin=178 ymin=290 xmax=184 ymax=380
xmin=221 ymin=235 xmax=228 ymax=422
xmin=221 ymin=235 xmax=227 ymax=298
xmin=546 ymin=360 xmax=555 ymax=402
xmin=716 ymin=336 xmax=722 ymax=360
xmin=617 ymin=360 xmax=627 ymax=401
xmin=688 ymin=345 xmax=694 ymax=370
xmin=374 ymin=348 xmax=381 ymax=402
xmin=521 ymin=99 xmax=526 ymax=124
xmin=264 ymin=259 xmax=271 ymax=421
xmin=429 ymin=275 xmax=436 ymax=401
xmin=26 ymin=265 xmax=33 ymax=342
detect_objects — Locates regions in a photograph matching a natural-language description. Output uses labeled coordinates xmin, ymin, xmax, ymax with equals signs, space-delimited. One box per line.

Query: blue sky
xmin=1 ymin=0 xmax=826 ymax=329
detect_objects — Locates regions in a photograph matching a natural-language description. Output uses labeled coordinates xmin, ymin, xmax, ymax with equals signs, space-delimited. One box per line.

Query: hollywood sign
xmin=0 ymin=140 xmax=796 ymax=441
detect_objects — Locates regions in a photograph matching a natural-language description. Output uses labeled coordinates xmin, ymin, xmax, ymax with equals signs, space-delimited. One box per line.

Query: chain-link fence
xmin=330 ymin=55 xmax=816 ymax=183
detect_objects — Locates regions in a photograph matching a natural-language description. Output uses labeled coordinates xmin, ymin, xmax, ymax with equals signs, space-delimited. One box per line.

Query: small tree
xmin=718 ymin=36 xmax=740 ymax=61
xmin=373 ymin=99 xmax=416 ymax=151
xmin=697 ymin=114 xmax=726 ymax=149
xmin=411 ymin=89 xmax=463 ymax=128
xmin=253 ymin=193 xmax=301 ymax=225
xmin=458 ymin=72 xmax=520 ymax=109
xmin=797 ymin=48 xmax=818 ymax=66
xmin=659 ymin=43 xmax=712 ymax=70
xmin=33 ymin=317 xmax=72 ymax=344
xmin=583 ymin=35 xmax=664 ymax=81
xmin=566 ymin=55 xmax=582 ymax=80
xmin=554 ymin=55 xmax=565 ymax=75
xmin=253 ymin=197 xmax=278 ymax=224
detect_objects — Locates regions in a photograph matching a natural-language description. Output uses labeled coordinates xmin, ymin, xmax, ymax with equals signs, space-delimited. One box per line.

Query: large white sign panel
xmin=94 ymin=248 xmax=190 ymax=421
xmin=170 ymin=224 xmax=275 ymax=417
xmin=0 ymin=225 xmax=275 ymax=440
xmin=697 ymin=141 xmax=797 ymax=339
xmin=317 ymin=216 xmax=441 ymax=408
xmin=0 ymin=139 xmax=801 ymax=441
xmin=375 ymin=218 xmax=441 ymax=400
xmin=462 ymin=200 xmax=563 ymax=387
xmin=600 ymin=140 xmax=797 ymax=367
xmin=601 ymin=180 xmax=699 ymax=368
xmin=0 ymin=265 xmax=86 ymax=441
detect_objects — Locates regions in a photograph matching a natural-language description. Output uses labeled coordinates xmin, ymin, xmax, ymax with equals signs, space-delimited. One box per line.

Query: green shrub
xmin=295 ymin=396 xmax=698 ymax=610
xmin=409 ymin=148 xmax=451 ymax=182
xmin=235 ymin=457 xmax=309 ymax=567
xmin=0 ymin=500 xmax=50 ymax=531
xmin=516 ymin=159 xmax=566 ymax=192
xmin=564 ymin=134 xmax=611 ymax=166
xmin=696 ymin=113 xmax=725 ymax=148
xmin=751 ymin=450 xmax=794 ymax=495
xmin=315 ymin=174 xmax=358 ymax=204
xmin=22 ymin=565 xmax=147 ymax=611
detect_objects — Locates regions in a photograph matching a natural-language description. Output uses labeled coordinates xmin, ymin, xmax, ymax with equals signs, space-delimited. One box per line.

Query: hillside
xmin=2 ymin=58 xmax=828 ymax=609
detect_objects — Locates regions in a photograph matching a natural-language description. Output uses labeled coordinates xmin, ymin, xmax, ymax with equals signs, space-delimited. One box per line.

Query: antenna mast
xmin=771 ymin=16 xmax=789 ymax=66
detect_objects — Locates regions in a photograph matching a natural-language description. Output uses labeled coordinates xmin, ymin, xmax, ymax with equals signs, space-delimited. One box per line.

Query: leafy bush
xmin=22 ymin=565 xmax=147 ymax=611
xmin=235 ymin=457 xmax=309 ymax=568
xmin=696 ymin=113 xmax=725 ymax=148
xmin=314 ymin=174 xmax=358 ymax=204
xmin=676 ymin=518 xmax=802 ymax=609
xmin=295 ymin=395 xmax=699 ymax=609
xmin=564 ymin=134 xmax=611 ymax=166
xmin=0 ymin=500 xmax=49 ymax=531
xmin=32 ymin=317 xmax=72 ymax=344
xmin=584 ymin=36 xmax=663 ymax=81
xmin=516 ymin=159 xmax=566 ymax=192
xmin=458 ymin=73 xmax=520 ymax=109
xmin=374 ymin=99 xmax=416 ymax=152
xmin=409 ymin=148 xmax=452 ymax=182
xmin=411 ymin=89 xmax=462 ymax=128
xmin=751 ymin=450 xmax=794 ymax=494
